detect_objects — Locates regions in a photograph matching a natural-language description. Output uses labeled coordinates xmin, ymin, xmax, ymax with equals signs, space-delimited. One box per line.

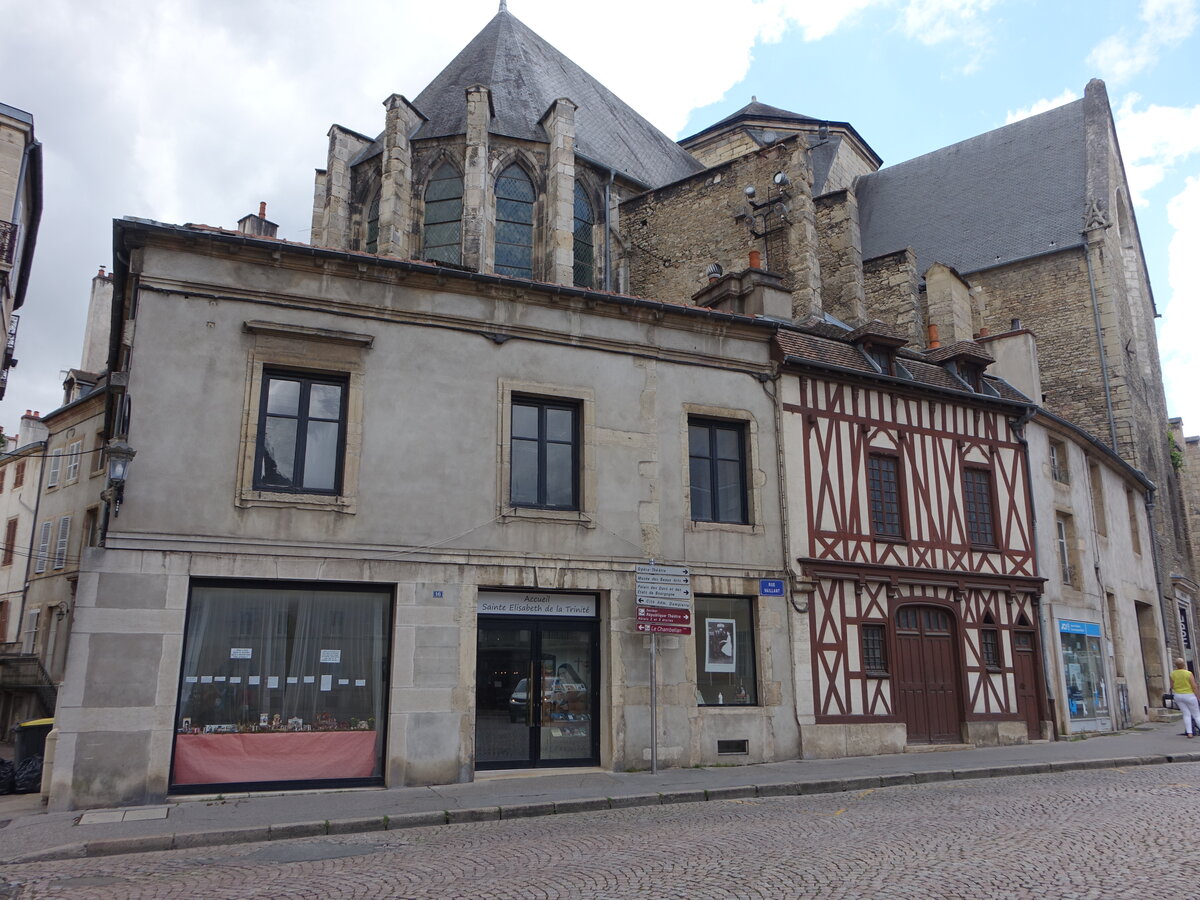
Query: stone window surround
xmin=681 ymin=403 xmax=765 ymax=536
xmin=496 ymin=378 xmax=596 ymax=527
xmin=235 ymin=321 xmax=373 ymax=514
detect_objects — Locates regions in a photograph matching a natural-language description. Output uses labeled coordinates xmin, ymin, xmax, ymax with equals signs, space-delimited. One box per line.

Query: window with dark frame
xmin=867 ymin=453 xmax=904 ymax=538
xmin=861 ymin=623 xmax=888 ymax=674
xmin=510 ymin=396 xmax=579 ymax=510
xmin=2 ymin=517 xmax=17 ymax=567
xmin=981 ymin=627 xmax=1001 ymax=668
xmin=254 ymin=371 xmax=347 ymax=495
xmin=694 ymin=595 xmax=757 ymax=705
xmin=689 ymin=418 xmax=748 ymax=524
xmin=864 ymin=343 xmax=893 ymax=376
xmin=962 ymin=467 xmax=996 ymax=546
xmin=13 ymin=460 xmax=24 ymax=488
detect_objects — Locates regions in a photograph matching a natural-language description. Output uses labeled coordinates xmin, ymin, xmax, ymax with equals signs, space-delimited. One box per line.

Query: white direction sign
xmin=635 ymin=582 xmax=692 ymax=601
xmin=636 ymin=596 xmax=692 ymax=611
xmin=636 ymin=564 xmax=690 ymax=577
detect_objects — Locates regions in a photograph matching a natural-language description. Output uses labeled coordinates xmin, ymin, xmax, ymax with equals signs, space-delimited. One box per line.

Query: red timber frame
xmin=784 ymin=372 xmax=1046 ymax=733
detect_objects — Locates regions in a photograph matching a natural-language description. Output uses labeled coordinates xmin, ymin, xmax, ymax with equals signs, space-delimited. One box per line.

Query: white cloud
xmin=1159 ymin=175 xmax=1200 ymax=430
xmin=1113 ymin=94 xmax=1200 ymax=205
xmin=1005 ymin=90 xmax=1080 ymax=125
xmin=1087 ymin=0 xmax=1198 ymax=83
xmin=898 ymin=0 xmax=998 ymax=72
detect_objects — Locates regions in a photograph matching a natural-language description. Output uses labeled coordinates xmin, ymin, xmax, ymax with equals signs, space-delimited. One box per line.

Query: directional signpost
xmin=636 ymin=563 xmax=693 ymax=774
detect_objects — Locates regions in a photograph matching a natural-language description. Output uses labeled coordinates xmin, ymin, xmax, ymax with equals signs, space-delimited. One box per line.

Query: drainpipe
xmin=1083 ymin=246 xmax=1119 ymax=450
xmin=1012 ymin=408 xmax=1058 ymax=738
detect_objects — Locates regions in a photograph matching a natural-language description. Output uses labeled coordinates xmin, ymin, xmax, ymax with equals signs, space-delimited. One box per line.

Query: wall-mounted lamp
xmin=102 ymin=439 xmax=136 ymax=517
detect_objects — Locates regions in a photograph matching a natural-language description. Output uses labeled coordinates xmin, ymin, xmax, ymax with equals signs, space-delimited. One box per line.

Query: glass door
xmin=476 ymin=618 xmax=598 ymax=769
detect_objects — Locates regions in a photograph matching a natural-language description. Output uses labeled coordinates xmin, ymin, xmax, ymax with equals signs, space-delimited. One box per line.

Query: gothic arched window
xmin=365 ymin=192 xmax=380 ymax=254
xmin=495 ymin=164 xmax=534 ymax=279
xmin=573 ymin=182 xmax=595 ymax=288
xmin=423 ymin=163 xmax=464 ymax=265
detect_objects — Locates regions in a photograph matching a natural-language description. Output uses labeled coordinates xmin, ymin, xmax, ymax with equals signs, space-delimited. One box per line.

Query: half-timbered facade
xmin=778 ymin=324 xmax=1047 ymax=757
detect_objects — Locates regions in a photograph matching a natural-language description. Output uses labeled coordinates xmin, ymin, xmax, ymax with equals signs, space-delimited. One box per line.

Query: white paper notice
xmin=320 ymin=675 xmax=332 ymax=692
xmin=248 ymin=676 xmax=260 ymax=686
xmin=268 ymin=676 xmax=280 ymax=688
xmin=286 ymin=677 xmax=298 ymax=685
xmin=185 ymin=676 xmax=198 ymax=684
xmin=200 ymin=676 xmax=213 ymax=684
xmin=303 ymin=675 xmax=315 ymax=684
xmin=214 ymin=676 xmax=227 ymax=682
xmin=229 ymin=648 xmax=252 ymax=660
xmin=229 ymin=677 xmax=242 ymax=684
xmin=354 ymin=679 xmax=366 ymax=687
xmin=337 ymin=678 xmax=349 ymax=686
xmin=319 ymin=649 xmax=341 ymax=664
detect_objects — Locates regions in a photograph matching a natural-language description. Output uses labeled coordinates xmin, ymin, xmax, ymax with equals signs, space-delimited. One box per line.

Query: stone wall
xmin=814 ymin=189 xmax=864 ymax=325
xmin=862 ymin=250 xmax=921 ymax=345
xmin=621 ymin=137 xmax=821 ymax=317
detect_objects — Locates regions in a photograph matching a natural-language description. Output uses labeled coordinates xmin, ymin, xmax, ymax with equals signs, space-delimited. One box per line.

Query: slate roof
xmin=406 ymin=10 xmax=704 ymax=189
xmin=857 ymin=99 xmax=1087 ymax=277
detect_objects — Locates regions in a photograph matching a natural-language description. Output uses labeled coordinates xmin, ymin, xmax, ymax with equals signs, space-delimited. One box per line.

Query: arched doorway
xmin=894 ymin=605 xmax=962 ymax=743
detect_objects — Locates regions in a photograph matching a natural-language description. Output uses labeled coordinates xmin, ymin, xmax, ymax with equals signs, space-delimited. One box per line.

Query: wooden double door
xmin=894 ymin=605 xmax=962 ymax=743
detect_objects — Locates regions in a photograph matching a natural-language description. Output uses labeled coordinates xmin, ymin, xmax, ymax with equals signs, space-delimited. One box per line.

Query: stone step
xmin=904 ymin=742 xmax=975 ymax=753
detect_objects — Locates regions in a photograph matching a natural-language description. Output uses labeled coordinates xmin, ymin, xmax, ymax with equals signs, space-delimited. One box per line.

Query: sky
xmin=1 ymin=0 xmax=1197 ymax=444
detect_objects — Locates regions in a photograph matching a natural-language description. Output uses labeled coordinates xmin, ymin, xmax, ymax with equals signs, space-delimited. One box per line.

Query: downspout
xmin=1012 ymin=408 xmax=1058 ymax=738
xmin=1083 ymin=244 xmax=1119 ymax=450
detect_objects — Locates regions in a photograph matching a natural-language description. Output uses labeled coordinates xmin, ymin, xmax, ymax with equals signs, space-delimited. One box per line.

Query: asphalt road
xmin=2 ymin=763 xmax=1197 ymax=899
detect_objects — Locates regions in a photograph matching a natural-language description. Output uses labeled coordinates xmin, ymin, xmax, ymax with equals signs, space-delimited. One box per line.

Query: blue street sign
xmin=1058 ymin=619 xmax=1100 ymax=636
xmin=759 ymin=579 xmax=785 ymax=597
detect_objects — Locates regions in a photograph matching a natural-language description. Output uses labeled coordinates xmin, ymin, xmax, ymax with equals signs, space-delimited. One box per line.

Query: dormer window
xmin=958 ymin=362 xmax=984 ymax=391
xmin=863 ymin=343 xmax=894 ymax=376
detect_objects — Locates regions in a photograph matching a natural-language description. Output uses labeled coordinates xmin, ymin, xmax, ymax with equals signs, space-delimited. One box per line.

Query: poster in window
xmin=705 ymin=618 xmax=736 ymax=673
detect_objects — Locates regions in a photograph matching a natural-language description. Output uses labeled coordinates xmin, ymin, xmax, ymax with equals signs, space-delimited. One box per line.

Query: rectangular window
xmin=1056 ymin=515 xmax=1073 ymax=585
xmin=1126 ymin=489 xmax=1141 ymax=555
xmin=173 ymin=581 xmax=391 ymax=789
xmin=981 ymin=628 xmax=1001 ymax=669
xmin=0 ymin=467 xmax=5 ymax=493
xmin=2 ymin=517 xmax=17 ymax=566
xmin=13 ymin=460 xmax=25 ymax=488
xmin=688 ymin=419 xmax=748 ymax=524
xmin=510 ymin=396 xmax=579 ymax=510
xmin=962 ymin=468 xmax=996 ymax=546
xmin=254 ymin=371 xmax=347 ymax=494
xmin=83 ymin=507 xmax=99 ymax=549
xmin=867 ymin=454 xmax=904 ymax=538
xmin=65 ymin=440 xmax=82 ymax=482
xmin=861 ymin=623 xmax=888 ymax=675
xmin=1088 ymin=462 xmax=1106 ymax=535
xmin=53 ymin=516 xmax=71 ymax=570
xmin=92 ymin=432 xmax=106 ymax=474
xmin=34 ymin=521 xmax=51 ymax=574
xmin=694 ymin=596 xmax=757 ymax=706
xmin=46 ymin=449 xmax=62 ymax=488
xmin=864 ymin=344 xmax=893 ymax=376
xmin=1049 ymin=439 xmax=1069 ymax=483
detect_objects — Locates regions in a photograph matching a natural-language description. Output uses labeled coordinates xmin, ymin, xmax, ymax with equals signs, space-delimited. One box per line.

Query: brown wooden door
xmin=1013 ymin=630 xmax=1040 ymax=740
xmin=894 ymin=606 xmax=961 ymax=743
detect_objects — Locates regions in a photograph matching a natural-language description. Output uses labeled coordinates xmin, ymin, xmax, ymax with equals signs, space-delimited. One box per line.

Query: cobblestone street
xmin=2 ymin=763 xmax=1196 ymax=899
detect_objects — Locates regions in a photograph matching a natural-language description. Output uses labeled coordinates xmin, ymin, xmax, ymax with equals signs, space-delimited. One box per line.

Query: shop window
xmin=962 ymin=467 xmax=996 ymax=546
xmin=495 ymin=164 xmax=534 ymax=278
xmin=254 ymin=370 xmax=347 ymax=495
xmin=1059 ymin=620 xmax=1109 ymax=723
xmin=573 ymin=182 xmax=594 ymax=288
xmin=694 ymin=596 xmax=757 ymax=706
xmin=422 ymin=163 xmax=463 ymax=265
xmin=66 ymin=440 xmax=82 ymax=482
xmin=867 ymin=453 xmax=904 ymax=539
xmin=688 ymin=418 xmax=748 ymax=525
xmin=2 ymin=517 xmax=17 ymax=566
xmin=1049 ymin=439 xmax=1069 ymax=483
xmin=510 ymin=396 xmax=579 ymax=510
xmin=46 ymin=449 xmax=62 ymax=488
xmin=861 ymin=623 xmax=888 ymax=675
xmin=173 ymin=581 xmax=391 ymax=789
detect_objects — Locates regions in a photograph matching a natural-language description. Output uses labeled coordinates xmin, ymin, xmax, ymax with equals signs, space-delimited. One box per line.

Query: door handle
xmin=527 ymin=662 xmax=536 ymax=727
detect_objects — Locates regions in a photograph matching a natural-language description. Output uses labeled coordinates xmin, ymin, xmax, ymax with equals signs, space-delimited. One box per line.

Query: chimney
xmin=749 ymin=250 xmax=762 ymax=269
xmin=20 ymin=409 xmax=47 ymax=446
xmin=238 ymin=201 xmax=279 ymax=239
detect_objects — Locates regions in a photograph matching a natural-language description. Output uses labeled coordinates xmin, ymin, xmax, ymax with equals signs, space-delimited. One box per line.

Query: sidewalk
xmin=3 ymin=720 xmax=1198 ymax=865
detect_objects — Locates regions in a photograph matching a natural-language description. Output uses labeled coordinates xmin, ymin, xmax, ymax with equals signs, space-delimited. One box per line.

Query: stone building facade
xmin=0 ymin=101 xmax=41 ymax=400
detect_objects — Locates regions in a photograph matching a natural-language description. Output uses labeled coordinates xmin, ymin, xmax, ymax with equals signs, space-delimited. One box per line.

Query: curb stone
xmin=7 ymin=754 xmax=1200 ymax=864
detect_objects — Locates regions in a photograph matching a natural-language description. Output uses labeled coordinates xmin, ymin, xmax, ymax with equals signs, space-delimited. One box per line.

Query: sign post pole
xmin=650 ymin=630 xmax=658 ymax=775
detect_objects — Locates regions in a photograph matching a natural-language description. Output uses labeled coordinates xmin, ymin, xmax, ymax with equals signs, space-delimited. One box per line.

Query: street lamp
xmin=103 ymin=439 xmax=136 ymax=517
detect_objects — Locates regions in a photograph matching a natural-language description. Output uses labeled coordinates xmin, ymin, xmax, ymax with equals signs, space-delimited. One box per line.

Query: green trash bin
xmin=12 ymin=717 xmax=52 ymax=767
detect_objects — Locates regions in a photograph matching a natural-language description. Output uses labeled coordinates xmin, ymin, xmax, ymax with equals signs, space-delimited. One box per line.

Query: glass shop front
xmin=1058 ymin=619 xmax=1111 ymax=733
xmin=170 ymin=581 xmax=391 ymax=792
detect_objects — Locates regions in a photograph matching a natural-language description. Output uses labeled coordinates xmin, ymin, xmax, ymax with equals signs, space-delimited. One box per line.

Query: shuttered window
xmin=34 ymin=521 xmax=51 ymax=573
xmin=54 ymin=516 xmax=71 ymax=570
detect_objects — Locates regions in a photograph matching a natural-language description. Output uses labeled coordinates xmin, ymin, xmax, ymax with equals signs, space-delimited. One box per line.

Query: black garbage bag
xmin=0 ymin=759 xmax=13 ymax=795
xmin=13 ymin=755 xmax=41 ymax=794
